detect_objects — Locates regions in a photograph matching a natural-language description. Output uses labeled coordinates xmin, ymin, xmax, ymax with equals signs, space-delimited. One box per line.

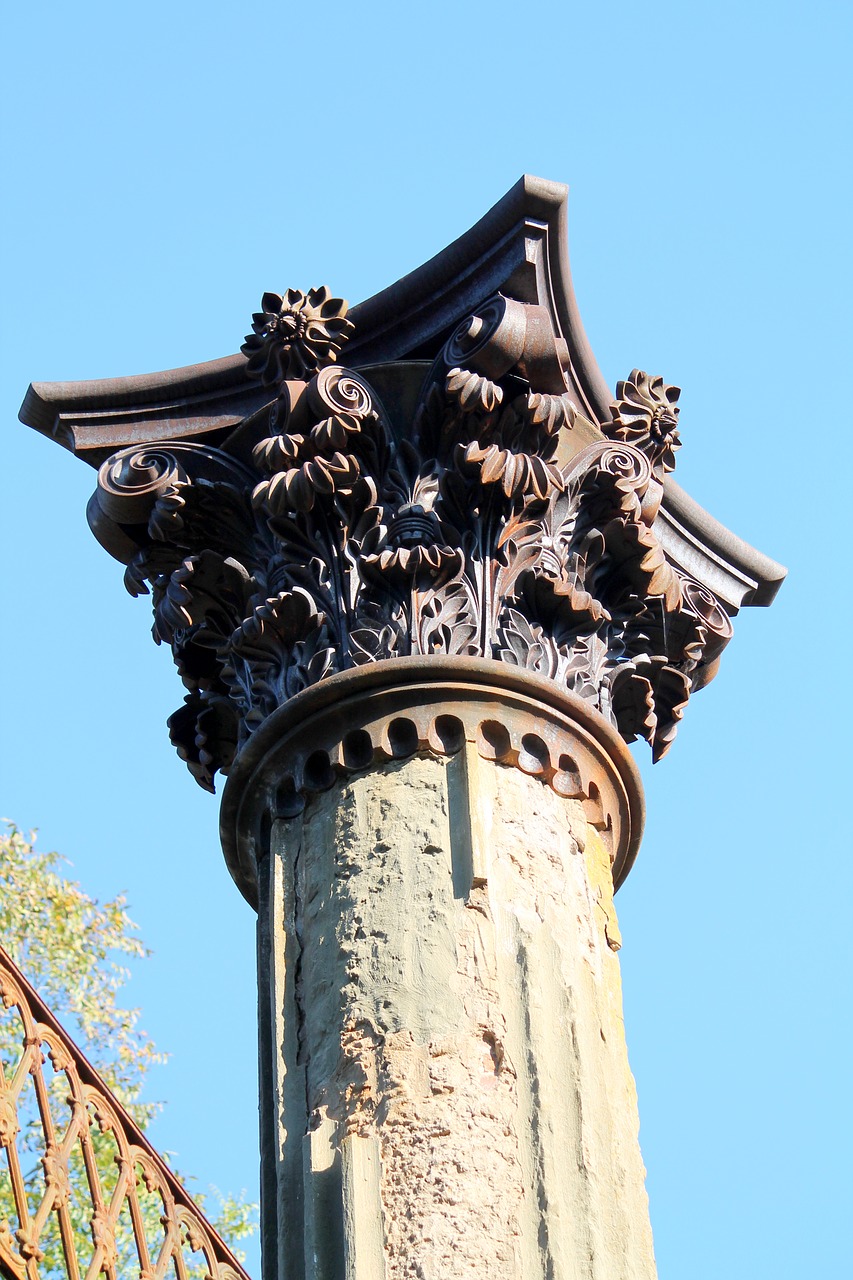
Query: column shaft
xmin=261 ymin=747 xmax=655 ymax=1280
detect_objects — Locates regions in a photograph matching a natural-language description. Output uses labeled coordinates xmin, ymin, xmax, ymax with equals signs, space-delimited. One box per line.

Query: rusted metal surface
xmin=16 ymin=174 xmax=786 ymax=833
xmin=218 ymin=657 xmax=646 ymax=909
xmin=81 ymin=321 xmax=737 ymax=797
xmin=0 ymin=945 xmax=251 ymax=1280
xmin=18 ymin=177 xmax=785 ymax=614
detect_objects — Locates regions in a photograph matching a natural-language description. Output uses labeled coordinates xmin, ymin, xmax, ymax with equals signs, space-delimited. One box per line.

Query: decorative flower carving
xmin=241 ymin=287 xmax=354 ymax=385
xmin=607 ymin=369 xmax=681 ymax=473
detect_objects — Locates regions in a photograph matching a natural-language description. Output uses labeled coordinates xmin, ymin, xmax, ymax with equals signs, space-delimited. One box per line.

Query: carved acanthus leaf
xmin=647 ymin=662 xmax=692 ymax=762
xmin=608 ymin=665 xmax=657 ymax=745
xmin=89 ymin=289 xmax=734 ymax=786
xmin=254 ymin=453 xmax=362 ymax=515
xmin=522 ymin=389 xmax=576 ymax=436
xmin=445 ymin=367 xmax=504 ymax=414
xmin=168 ymin=694 xmax=240 ymax=793
xmin=497 ymin=608 xmax=561 ymax=679
xmin=416 ymin=580 xmax=479 ymax=657
xmin=515 ymin=571 xmax=610 ymax=634
xmin=362 ymin=541 xmax=463 ymax=589
xmin=155 ymin=551 xmax=253 ymax=645
xmin=457 ymin=442 xmax=562 ymax=500
xmin=230 ymin=588 xmax=325 ymax=664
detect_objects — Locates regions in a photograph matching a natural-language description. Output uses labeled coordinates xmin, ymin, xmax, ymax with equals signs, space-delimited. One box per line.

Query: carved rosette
xmin=240 ymin=287 xmax=354 ymax=384
xmin=87 ymin=287 xmax=734 ymax=790
xmin=605 ymin=369 xmax=682 ymax=477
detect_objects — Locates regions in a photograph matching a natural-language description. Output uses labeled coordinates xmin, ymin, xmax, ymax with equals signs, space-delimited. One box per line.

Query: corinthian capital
xmin=22 ymin=178 xmax=782 ymax=797
xmin=86 ymin=284 xmax=734 ymax=791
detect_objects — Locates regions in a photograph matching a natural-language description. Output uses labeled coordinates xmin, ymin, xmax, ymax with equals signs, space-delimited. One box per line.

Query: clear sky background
xmin=1 ymin=2 xmax=850 ymax=1276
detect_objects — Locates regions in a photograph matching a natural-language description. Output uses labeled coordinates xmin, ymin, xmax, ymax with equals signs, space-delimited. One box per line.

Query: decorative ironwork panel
xmin=0 ymin=946 xmax=250 ymax=1280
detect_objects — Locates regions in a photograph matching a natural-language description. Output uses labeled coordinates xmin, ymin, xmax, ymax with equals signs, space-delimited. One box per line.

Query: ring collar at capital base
xmin=219 ymin=656 xmax=645 ymax=909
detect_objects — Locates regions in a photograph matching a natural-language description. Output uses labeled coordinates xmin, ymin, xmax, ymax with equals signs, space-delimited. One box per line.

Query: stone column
xmin=20 ymin=179 xmax=784 ymax=1280
xmin=50 ymin=214 xmax=783 ymax=1276
xmin=221 ymin=659 xmax=653 ymax=1280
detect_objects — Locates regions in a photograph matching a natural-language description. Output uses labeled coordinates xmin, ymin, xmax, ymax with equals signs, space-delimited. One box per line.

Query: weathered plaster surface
xmin=266 ymin=747 xmax=655 ymax=1280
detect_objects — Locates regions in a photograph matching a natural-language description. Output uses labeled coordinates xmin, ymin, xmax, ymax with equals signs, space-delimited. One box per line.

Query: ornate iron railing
xmin=0 ymin=944 xmax=251 ymax=1280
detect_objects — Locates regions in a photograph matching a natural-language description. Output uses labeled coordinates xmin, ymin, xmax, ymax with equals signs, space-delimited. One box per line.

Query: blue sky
xmin=1 ymin=1 xmax=850 ymax=1275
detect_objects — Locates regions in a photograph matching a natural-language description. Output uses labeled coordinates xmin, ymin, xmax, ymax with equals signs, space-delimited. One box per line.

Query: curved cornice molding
xmin=658 ymin=479 xmax=785 ymax=608
xmin=18 ymin=175 xmax=785 ymax=615
xmin=344 ymin=175 xmax=611 ymax=423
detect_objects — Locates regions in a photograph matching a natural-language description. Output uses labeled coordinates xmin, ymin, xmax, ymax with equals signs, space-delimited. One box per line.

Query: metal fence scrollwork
xmin=0 ymin=945 xmax=250 ymax=1280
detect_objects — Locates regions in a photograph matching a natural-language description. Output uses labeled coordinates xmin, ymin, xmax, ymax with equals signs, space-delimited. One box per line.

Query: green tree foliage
xmin=0 ymin=822 xmax=257 ymax=1270
xmin=0 ymin=823 xmax=164 ymax=1126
